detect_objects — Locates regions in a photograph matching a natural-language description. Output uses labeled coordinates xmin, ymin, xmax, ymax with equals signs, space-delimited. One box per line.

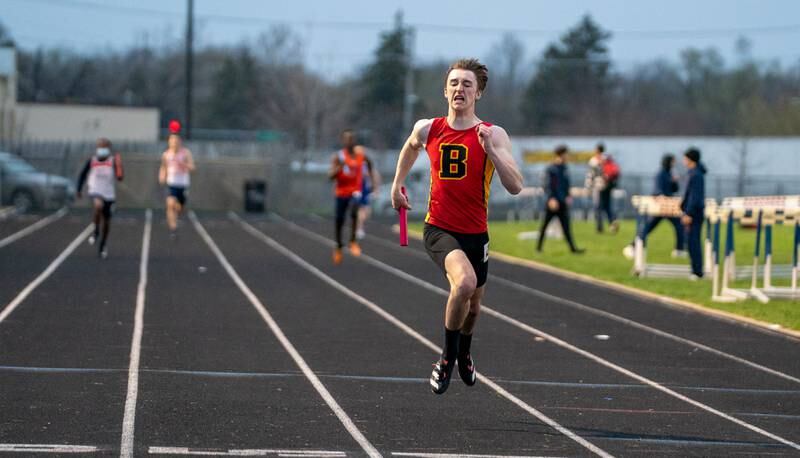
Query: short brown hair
xmin=445 ymin=58 xmax=488 ymax=92
xmin=554 ymin=145 xmax=569 ymax=156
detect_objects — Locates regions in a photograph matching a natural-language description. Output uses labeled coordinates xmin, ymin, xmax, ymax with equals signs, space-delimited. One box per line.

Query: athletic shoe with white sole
xmin=430 ymin=358 xmax=454 ymax=395
xmin=88 ymin=235 xmax=96 ymax=246
xmin=457 ymin=353 xmax=477 ymax=386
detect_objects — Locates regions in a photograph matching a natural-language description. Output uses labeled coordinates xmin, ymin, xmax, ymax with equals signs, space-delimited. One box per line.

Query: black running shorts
xmin=423 ymin=223 xmax=489 ymax=287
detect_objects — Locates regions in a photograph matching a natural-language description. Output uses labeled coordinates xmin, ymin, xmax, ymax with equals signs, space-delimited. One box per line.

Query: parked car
xmin=0 ymin=152 xmax=75 ymax=213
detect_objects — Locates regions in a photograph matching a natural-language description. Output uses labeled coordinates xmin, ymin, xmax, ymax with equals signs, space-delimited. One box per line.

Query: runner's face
xmin=341 ymin=132 xmax=355 ymax=149
xmin=444 ymin=69 xmax=481 ymax=111
xmin=169 ymin=135 xmax=181 ymax=150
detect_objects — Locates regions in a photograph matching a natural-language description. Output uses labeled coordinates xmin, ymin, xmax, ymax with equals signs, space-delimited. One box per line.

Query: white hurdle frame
xmin=630 ymin=196 xmax=716 ymax=278
xmin=712 ymin=196 xmax=800 ymax=303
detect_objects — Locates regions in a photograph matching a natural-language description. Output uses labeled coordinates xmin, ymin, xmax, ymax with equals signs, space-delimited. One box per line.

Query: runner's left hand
xmin=476 ymin=124 xmax=493 ymax=153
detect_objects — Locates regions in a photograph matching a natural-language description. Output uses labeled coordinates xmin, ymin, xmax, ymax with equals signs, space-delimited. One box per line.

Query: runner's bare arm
xmin=158 ymin=154 xmax=167 ymax=185
xmin=328 ymin=153 xmax=342 ymax=181
xmin=391 ymin=119 xmax=432 ymax=210
xmin=477 ymin=124 xmax=523 ymax=195
xmin=185 ymin=150 xmax=196 ymax=172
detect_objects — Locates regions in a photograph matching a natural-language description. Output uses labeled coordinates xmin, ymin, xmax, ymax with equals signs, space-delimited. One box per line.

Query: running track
xmin=0 ymin=209 xmax=798 ymax=457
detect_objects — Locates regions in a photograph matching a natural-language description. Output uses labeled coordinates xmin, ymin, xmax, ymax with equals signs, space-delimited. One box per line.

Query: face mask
xmin=96 ymin=147 xmax=110 ymax=159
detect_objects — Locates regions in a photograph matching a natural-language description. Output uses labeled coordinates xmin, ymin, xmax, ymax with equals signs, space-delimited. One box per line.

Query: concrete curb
xmin=402 ymin=226 xmax=800 ymax=341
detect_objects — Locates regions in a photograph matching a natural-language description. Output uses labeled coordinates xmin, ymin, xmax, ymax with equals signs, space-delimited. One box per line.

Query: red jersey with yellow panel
xmin=425 ymin=117 xmax=495 ymax=234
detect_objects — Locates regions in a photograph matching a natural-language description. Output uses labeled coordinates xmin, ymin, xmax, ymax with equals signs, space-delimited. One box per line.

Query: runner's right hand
xmin=391 ymin=184 xmax=411 ymax=211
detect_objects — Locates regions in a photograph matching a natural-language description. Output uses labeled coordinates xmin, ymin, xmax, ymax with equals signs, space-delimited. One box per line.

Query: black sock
xmin=93 ymin=225 xmax=99 ymax=238
xmin=458 ymin=333 xmax=472 ymax=359
xmin=442 ymin=328 xmax=460 ymax=365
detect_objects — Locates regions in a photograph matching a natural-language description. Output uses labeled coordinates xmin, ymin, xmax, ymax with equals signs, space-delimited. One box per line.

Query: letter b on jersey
xmin=439 ymin=144 xmax=468 ymax=180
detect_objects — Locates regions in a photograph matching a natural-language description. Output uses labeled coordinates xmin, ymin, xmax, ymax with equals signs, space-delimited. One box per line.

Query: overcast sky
xmin=3 ymin=0 xmax=800 ymax=80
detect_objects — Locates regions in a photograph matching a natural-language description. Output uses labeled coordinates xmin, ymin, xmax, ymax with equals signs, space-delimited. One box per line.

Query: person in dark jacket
xmin=537 ymin=145 xmax=584 ymax=253
xmin=680 ymin=147 xmax=707 ymax=279
xmin=622 ymin=153 xmax=685 ymax=259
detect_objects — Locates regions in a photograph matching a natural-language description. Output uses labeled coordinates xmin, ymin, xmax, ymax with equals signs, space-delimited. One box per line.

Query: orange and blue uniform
xmin=334 ymin=147 xmax=365 ymax=198
xmin=334 ymin=147 xmax=365 ymax=249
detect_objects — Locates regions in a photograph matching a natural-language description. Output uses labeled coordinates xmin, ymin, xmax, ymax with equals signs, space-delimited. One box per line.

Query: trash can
xmin=244 ymin=180 xmax=267 ymax=213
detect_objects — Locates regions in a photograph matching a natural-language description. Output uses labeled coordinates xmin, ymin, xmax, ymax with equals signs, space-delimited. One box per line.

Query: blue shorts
xmin=168 ymin=186 xmax=187 ymax=206
xmin=359 ymin=186 xmax=372 ymax=206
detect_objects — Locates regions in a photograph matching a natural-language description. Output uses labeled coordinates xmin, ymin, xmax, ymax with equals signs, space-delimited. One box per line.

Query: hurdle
xmin=713 ymin=209 xmax=769 ymax=303
xmin=630 ymin=195 xmax=716 ymax=278
xmin=712 ymin=195 xmax=800 ymax=303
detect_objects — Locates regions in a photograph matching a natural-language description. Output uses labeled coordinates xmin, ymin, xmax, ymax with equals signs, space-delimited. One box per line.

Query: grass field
xmin=411 ymin=218 xmax=799 ymax=331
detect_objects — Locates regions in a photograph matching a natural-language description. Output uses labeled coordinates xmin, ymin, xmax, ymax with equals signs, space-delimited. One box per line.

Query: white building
xmin=0 ymin=47 xmax=159 ymax=143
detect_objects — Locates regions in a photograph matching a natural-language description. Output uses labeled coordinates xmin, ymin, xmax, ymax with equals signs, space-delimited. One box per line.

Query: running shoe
xmin=333 ymin=248 xmax=343 ymax=265
xmin=430 ymin=358 xmax=454 ymax=395
xmin=457 ymin=353 xmax=477 ymax=386
xmin=356 ymin=228 xmax=366 ymax=240
xmin=100 ymin=249 xmax=108 ymax=259
xmin=88 ymin=235 xmax=96 ymax=246
xmin=349 ymin=241 xmax=362 ymax=257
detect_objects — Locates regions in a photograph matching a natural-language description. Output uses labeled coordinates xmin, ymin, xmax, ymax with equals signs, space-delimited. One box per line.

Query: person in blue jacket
xmin=623 ymin=153 xmax=685 ymax=259
xmin=680 ymin=147 xmax=707 ymax=279
xmin=537 ymin=145 xmax=584 ymax=254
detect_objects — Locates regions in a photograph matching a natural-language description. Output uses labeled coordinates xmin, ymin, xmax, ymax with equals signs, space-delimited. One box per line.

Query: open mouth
xmin=454 ymin=95 xmax=465 ymax=102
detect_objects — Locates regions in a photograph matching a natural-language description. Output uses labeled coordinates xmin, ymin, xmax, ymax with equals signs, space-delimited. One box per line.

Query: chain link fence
xmin=1 ymin=140 xmax=798 ymax=218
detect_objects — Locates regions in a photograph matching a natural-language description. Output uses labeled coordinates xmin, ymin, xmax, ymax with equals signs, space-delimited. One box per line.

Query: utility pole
xmin=184 ymin=0 xmax=194 ymax=139
xmin=401 ymin=16 xmax=416 ymax=138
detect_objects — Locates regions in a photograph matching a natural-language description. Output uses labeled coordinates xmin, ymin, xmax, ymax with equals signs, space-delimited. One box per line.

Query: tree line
xmin=3 ymin=15 xmax=800 ymax=149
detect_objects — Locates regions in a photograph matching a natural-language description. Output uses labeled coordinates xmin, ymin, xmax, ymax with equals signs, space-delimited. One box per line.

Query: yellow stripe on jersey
xmin=483 ymin=158 xmax=495 ymax=209
xmin=425 ymin=172 xmax=433 ymax=223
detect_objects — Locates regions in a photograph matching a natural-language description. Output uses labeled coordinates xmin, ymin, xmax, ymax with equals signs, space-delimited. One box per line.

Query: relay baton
xmin=399 ymin=186 xmax=408 ymax=246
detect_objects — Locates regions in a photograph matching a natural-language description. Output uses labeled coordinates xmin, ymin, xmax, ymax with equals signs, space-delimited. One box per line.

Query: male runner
xmin=158 ymin=133 xmax=195 ymax=238
xmin=391 ymin=58 xmax=523 ymax=394
xmin=76 ymin=138 xmax=124 ymax=259
xmin=329 ymin=129 xmax=368 ymax=264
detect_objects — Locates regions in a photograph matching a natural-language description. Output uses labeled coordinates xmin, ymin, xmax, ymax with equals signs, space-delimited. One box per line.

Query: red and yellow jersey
xmin=334 ymin=147 xmax=365 ymax=198
xmin=425 ymin=117 xmax=495 ymax=234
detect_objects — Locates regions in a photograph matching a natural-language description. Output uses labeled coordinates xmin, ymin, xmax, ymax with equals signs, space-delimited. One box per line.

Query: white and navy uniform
xmin=163 ymin=148 xmax=191 ymax=205
xmin=78 ymin=154 xmax=123 ymax=202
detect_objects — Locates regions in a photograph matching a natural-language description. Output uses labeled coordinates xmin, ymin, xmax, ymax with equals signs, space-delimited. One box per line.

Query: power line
xmin=11 ymin=0 xmax=800 ymax=39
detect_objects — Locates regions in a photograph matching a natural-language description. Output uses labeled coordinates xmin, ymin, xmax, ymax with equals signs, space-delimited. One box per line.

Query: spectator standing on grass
xmin=598 ymin=153 xmax=620 ymax=233
xmin=680 ymin=147 xmax=707 ymax=280
xmin=537 ymin=145 xmax=584 ymax=254
xmin=623 ymin=153 xmax=685 ymax=260
xmin=586 ymin=143 xmax=606 ymax=232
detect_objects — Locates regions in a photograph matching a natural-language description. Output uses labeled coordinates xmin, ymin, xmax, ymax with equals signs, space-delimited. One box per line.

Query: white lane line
xmin=0 ymin=207 xmax=68 ymax=249
xmin=120 ymin=209 xmax=152 ymax=458
xmin=0 ymin=443 xmax=102 ymax=453
xmin=189 ymin=212 xmax=380 ymax=458
xmin=267 ymin=216 xmax=800 ymax=452
xmin=365 ymin=231 xmax=800 ymax=385
xmin=392 ymin=454 xmax=562 ymax=458
xmin=231 ymin=214 xmax=612 ymax=458
xmin=0 ymin=223 xmax=92 ymax=324
xmin=149 ymin=447 xmax=346 ymax=456
xmin=363 ymin=229 xmax=800 ymax=385
xmin=489 ymin=275 xmax=800 ymax=385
